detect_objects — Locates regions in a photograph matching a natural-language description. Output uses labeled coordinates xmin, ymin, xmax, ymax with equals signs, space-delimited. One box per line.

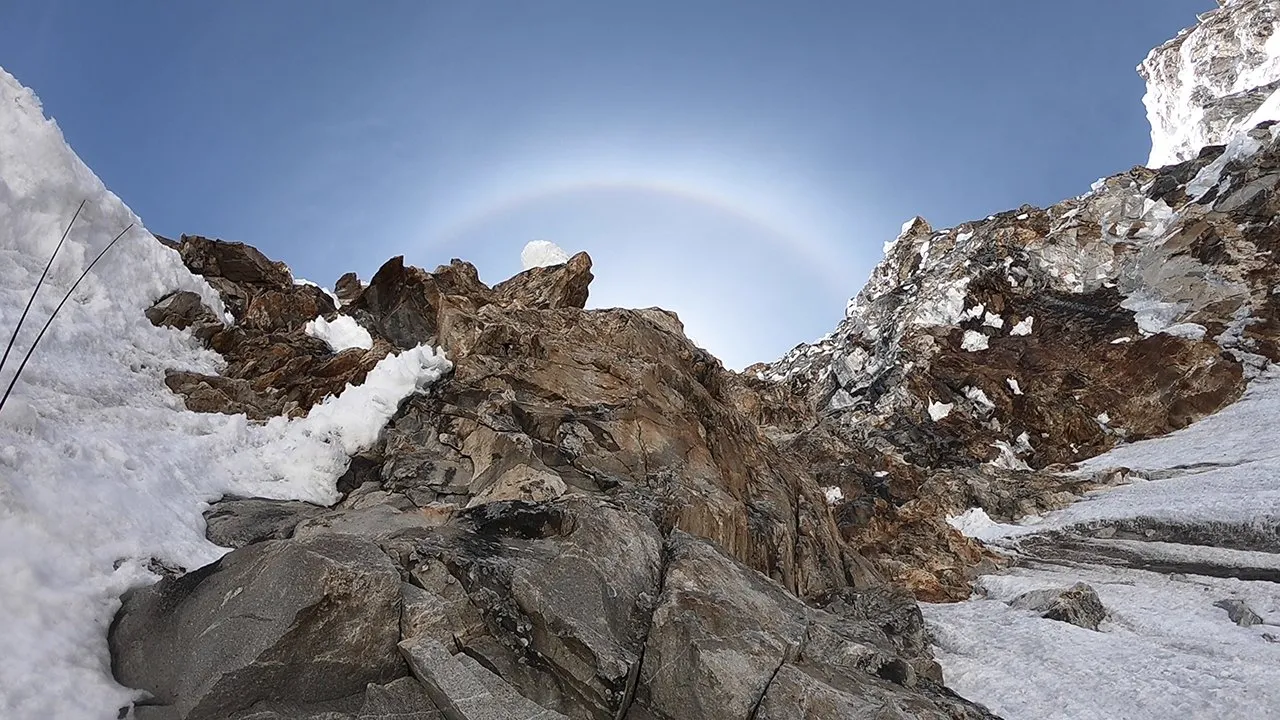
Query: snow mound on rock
xmin=305 ymin=314 xmax=374 ymax=352
xmin=520 ymin=239 xmax=570 ymax=270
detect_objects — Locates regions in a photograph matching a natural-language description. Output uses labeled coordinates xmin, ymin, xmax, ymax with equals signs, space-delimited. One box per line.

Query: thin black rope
xmin=0 ymin=222 xmax=134 ymax=414
xmin=0 ymin=200 xmax=86 ymax=376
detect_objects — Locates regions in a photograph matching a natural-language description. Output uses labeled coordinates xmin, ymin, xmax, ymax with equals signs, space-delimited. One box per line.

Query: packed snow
xmin=1010 ymin=316 xmax=1034 ymax=336
xmin=945 ymin=508 xmax=1015 ymax=543
xmin=304 ymin=314 xmax=374 ymax=352
xmin=520 ymin=239 xmax=570 ymax=270
xmin=927 ymin=366 xmax=1280 ymax=719
xmin=0 ymin=67 xmax=451 ymax=719
xmin=927 ymin=562 xmax=1280 ymax=720
xmin=928 ymin=400 xmax=954 ymax=422
xmin=961 ymin=330 xmax=989 ymax=352
xmin=1160 ymin=323 xmax=1208 ymax=341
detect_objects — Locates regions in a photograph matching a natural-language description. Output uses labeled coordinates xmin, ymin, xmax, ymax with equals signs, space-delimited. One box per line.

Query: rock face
xmin=202 ymin=496 xmax=326 ymax=549
xmin=115 ymin=237 xmax=997 ymax=718
xmin=1008 ymin=583 xmax=1108 ymax=631
xmin=754 ymin=2 xmax=1280 ymax=595
xmin=110 ymin=535 xmax=405 ymax=720
xmin=636 ymin=532 xmax=993 ymax=720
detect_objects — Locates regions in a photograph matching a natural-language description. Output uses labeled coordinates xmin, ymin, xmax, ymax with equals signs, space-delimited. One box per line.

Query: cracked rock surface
xmin=114 ymin=242 xmax=997 ymax=718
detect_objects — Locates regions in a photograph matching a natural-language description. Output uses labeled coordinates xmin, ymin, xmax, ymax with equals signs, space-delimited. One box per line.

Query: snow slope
xmin=0 ymin=67 xmax=451 ymax=719
xmin=925 ymin=372 xmax=1280 ymax=719
xmin=927 ymin=563 xmax=1280 ymax=720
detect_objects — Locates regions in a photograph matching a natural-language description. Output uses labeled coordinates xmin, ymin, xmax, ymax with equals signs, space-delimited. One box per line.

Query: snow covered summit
xmin=1142 ymin=0 xmax=1280 ymax=167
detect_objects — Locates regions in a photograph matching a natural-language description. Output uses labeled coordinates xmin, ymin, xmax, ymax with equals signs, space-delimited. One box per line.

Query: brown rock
xmin=492 ymin=251 xmax=593 ymax=310
xmin=335 ymin=271 xmax=363 ymax=305
xmin=241 ymin=287 xmax=336 ymax=333
xmin=145 ymin=291 xmax=222 ymax=340
xmin=353 ymin=257 xmax=453 ymax=350
xmin=178 ymin=235 xmax=292 ymax=289
xmin=413 ymin=303 xmax=869 ymax=599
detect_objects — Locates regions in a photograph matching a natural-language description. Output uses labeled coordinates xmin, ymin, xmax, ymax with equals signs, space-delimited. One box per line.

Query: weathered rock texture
xmin=149 ymin=235 xmax=394 ymax=420
xmin=116 ymin=243 xmax=998 ymax=718
xmin=755 ymin=116 xmax=1280 ymax=600
xmin=110 ymin=535 xmax=406 ymax=720
xmin=1008 ymin=583 xmax=1108 ymax=631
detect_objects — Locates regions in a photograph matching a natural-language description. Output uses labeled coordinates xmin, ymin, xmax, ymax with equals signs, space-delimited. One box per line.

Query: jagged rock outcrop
xmin=149 ymin=235 xmax=394 ymax=419
xmin=755 ymin=112 xmax=1280 ymax=599
xmin=115 ymin=242 xmax=997 ymax=718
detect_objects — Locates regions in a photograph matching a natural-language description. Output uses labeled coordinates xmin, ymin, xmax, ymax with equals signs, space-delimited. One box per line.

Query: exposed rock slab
xmin=203 ymin=496 xmax=326 ymax=548
xmin=631 ymin=532 xmax=995 ymax=720
xmin=398 ymin=636 xmax=566 ymax=720
xmin=1009 ymin=582 xmax=1107 ymax=631
xmin=110 ymin=535 xmax=406 ymax=720
xmin=1215 ymin=598 xmax=1264 ymax=627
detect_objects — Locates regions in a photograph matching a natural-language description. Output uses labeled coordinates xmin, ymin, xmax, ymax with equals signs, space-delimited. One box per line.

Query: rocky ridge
xmin=115 ymin=237 xmax=995 ymax=719
xmin=754 ymin=0 xmax=1280 ymax=601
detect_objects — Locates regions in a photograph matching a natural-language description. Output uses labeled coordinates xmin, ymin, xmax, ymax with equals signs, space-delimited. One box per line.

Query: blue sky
xmin=2 ymin=1 xmax=1213 ymax=368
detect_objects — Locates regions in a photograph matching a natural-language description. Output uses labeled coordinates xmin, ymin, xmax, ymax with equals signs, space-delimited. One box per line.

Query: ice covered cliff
xmin=1143 ymin=0 xmax=1280 ymax=167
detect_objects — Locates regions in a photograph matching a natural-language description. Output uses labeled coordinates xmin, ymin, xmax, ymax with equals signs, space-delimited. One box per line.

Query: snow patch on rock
xmin=0 ymin=65 xmax=451 ymax=719
xmin=961 ymin=330 xmax=990 ymax=352
xmin=305 ymin=314 xmax=374 ymax=352
xmin=520 ymin=240 xmax=570 ymax=270
xmin=928 ymin=401 xmax=954 ymax=422
xmin=1161 ymin=322 xmax=1209 ymax=341
xmin=964 ymin=386 xmax=994 ymax=409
